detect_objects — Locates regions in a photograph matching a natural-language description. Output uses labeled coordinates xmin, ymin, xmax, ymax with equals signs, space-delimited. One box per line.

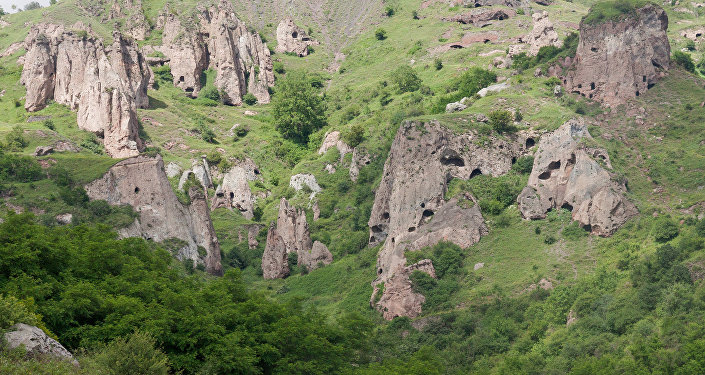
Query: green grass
xmin=582 ymin=0 xmax=655 ymax=25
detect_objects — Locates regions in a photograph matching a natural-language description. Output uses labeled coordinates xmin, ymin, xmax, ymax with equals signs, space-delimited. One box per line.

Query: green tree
xmin=272 ymin=71 xmax=327 ymax=144
xmin=673 ymin=51 xmax=695 ymax=73
xmin=375 ymin=28 xmax=387 ymax=40
xmin=23 ymin=1 xmax=41 ymax=10
xmin=390 ymin=65 xmax=421 ymax=94
xmin=489 ymin=110 xmax=516 ymax=134
xmin=88 ymin=331 xmax=170 ymax=375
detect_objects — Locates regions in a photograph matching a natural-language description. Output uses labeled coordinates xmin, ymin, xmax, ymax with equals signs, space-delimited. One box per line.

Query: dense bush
xmin=673 ymin=51 xmax=696 ymax=73
xmin=390 ymin=65 xmax=421 ymax=93
xmin=431 ymin=68 xmax=496 ymax=113
xmin=489 ymin=110 xmax=516 ymax=134
xmin=652 ymin=216 xmax=679 ymax=242
xmin=242 ymin=92 xmax=257 ymax=105
xmin=200 ymin=86 xmax=221 ymax=102
xmin=0 ymin=151 xmax=43 ymax=182
xmin=375 ymin=28 xmax=387 ymax=40
xmin=272 ymin=71 xmax=327 ymax=144
xmin=3 ymin=126 xmax=28 ymax=151
xmin=342 ymin=123 xmax=365 ymax=147
xmin=511 ymin=156 xmax=534 ymax=174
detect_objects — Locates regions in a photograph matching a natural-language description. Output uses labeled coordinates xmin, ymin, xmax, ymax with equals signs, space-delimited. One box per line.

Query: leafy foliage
xmin=272 ymin=71 xmax=327 ymax=144
xmin=390 ymin=65 xmax=421 ymax=94
xmin=489 ymin=110 xmax=516 ymax=134
xmin=673 ymin=51 xmax=696 ymax=73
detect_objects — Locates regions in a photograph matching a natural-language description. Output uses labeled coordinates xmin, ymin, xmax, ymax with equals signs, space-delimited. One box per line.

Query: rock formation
xmin=109 ymin=0 xmax=150 ymax=40
xmin=289 ymin=174 xmax=322 ymax=198
xmin=275 ymin=18 xmax=319 ymax=57
xmin=178 ymin=158 xmax=213 ymax=190
xmin=157 ymin=0 xmax=274 ymax=104
xmin=463 ymin=0 xmax=527 ymax=7
xmin=369 ymin=120 xmax=536 ymax=319
xmin=318 ymin=131 xmax=353 ymax=158
xmin=262 ymin=198 xmax=332 ymax=279
xmin=4 ymin=324 xmax=75 ymax=362
xmin=85 ymin=155 xmax=223 ymax=275
xmin=524 ymin=11 xmax=562 ymax=56
xmin=212 ymin=159 xmax=261 ymax=219
xmin=517 ymin=119 xmax=637 ymax=236
xmin=445 ymin=9 xmax=515 ymax=27
xmin=561 ymin=4 xmax=670 ymax=107
xmin=21 ymin=23 xmax=150 ymax=158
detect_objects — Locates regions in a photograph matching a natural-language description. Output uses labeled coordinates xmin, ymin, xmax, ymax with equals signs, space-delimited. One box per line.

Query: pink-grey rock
xmin=275 ymin=18 xmax=319 ymax=57
xmin=4 ymin=324 xmax=75 ymax=362
xmin=524 ymin=11 xmax=562 ymax=56
xmin=212 ymin=159 xmax=260 ymax=219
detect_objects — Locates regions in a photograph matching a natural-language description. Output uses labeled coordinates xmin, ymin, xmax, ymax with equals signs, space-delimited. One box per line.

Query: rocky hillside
xmin=3 ymin=0 xmax=705 ymax=373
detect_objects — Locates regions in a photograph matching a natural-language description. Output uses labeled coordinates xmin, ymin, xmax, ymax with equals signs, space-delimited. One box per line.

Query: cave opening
xmin=470 ymin=168 xmax=482 ymax=179
xmin=526 ymin=137 xmax=535 ymax=148
xmin=561 ymin=202 xmax=573 ymax=212
xmin=134 ymin=187 xmax=140 ymax=194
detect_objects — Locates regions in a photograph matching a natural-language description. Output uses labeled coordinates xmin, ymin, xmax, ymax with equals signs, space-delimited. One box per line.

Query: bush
xmin=686 ymin=40 xmax=696 ymax=51
xmin=242 ymin=92 xmax=257 ymax=105
xmin=375 ymin=28 xmax=387 ymax=40
xmin=4 ymin=125 xmax=28 ymax=151
xmin=43 ymin=119 xmax=55 ymax=130
xmin=206 ymin=149 xmax=223 ymax=166
xmin=673 ymin=51 xmax=695 ymax=73
xmin=563 ymin=221 xmax=588 ymax=240
xmin=385 ymin=6 xmax=395 ymax=16
xmin=23 ymin=1 xmax=41 ymax=10
xmin=653 ymin=217 xmax=679 ymax=243
xmin=412 ymin=10 xmax=419 ymax=19
xmin=342 ymin=123 xmax=365 ymax=147
xmin=489 ymin=110 xmax=516 ymax=134
xmin=81 ymin=134 xmax=104 ymax=154
xmin=390 ymin=65 xmax=421 ymax=93
xmin=434 ymin=58 xmax=443 ymax=70
xmin=273 ymin=61 xmax=285 ymax=74
xmin=200 ymin=86 xmax=221 ymax=102
xmin=152 ymin=65 xmax=172 ymax=83
xmin=0 ymin=294 xmax=44 ymax=330
xmin=511 ymin=156 xmax=534 ymax=174
xmin=88 ymin=331 xmax=170 ymax=375
xmin=0 ymin=153 xmax=43 ymax=182
xmin=272 ymin=71 xmax=327 ymax=144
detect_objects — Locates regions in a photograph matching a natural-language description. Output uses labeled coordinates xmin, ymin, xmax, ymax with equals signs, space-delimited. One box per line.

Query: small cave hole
xmin=483 ymin=39 xmax=491 ymax=44
xmin=525 ymin=137 xmax=535 ymax=148
xmin=365 ymin=160 xmax=371 ymax=165
xmin=422 ymin=209 xmax=434 ymax=217
xmin=563 ymin=79 xmax=567 ymax=84
xmin=179 ymin=76 xmax=185 ymax=82
xmin=134 ymin=187 xmax=140 ymax=194
xmin=450 ymin=44 xmax=464 ymax=49
xmin=229 ymin=192 xmax=234 ymax=199
xmin=590 ymin=82 xmax=595 ymax=90
xmin=420 ymin=202 xmax=425 ymax=208
xmin=567 ymin=153 xmax=576 ymax=167
xmin=643 ymin=75 xmax=647 ymax=82
xmin=378 ymin=268 xmax=383 ymax=274
xmin=577 ymin=84 xmax=582 ymax=89
xmin=561 ymin=202 xmax=573 ymax=212
xmin=371 ymin=225 xmax=383 ymax=233
xmin=647 ymin=83 xmax=655 ymax=90
xmin=538 ymin=171 xmax=551 ymax=180
xmin=635 ymin=91 xmax=640 ymax=97
xmin=583 ymin=224 xmax=592 ymax=233
xmin=370 ymin=236 xmax=375 ymax=242
xmin=440 ymin=153 xmax=465 ymax=167
xmin=185 ymin=87 xmax=194 ymax=93
xmin=470 ymin=168 xmax=482 ymax=179
xmin=408 ymin=227 xmax=416 ymax=232
xmin=512 ymin=157 xmax=517 ymax=164
xmin=589 ymin=94 xmax=593 ymax=99
xmin=382 ymin=212 xmax=390 ymax=220
xmin=254 ymin=169 xmax=260 ymax=175
xmin=292 ymin=31 xmax=298 ymax=38
xmin=590 ymin=47 xmax=598 ymax=52
xmin=548 ymin=160 xmax=561 ymax=170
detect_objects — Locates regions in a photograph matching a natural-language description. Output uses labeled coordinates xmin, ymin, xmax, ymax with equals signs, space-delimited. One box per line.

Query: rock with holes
xmin=212 ymin=159 xmax=260 ymax=219
xmin=462 ymin=0 xmax=527 ymax=7
xmin=681 ymin=27 xmax=705 ymax=41
xmin=369 ymin=120 xmax=536 ymax=319
xmin=374 ymin=259 xmax=436 ymax=320
xmin=85 ymin=155 xmax=223 ymax=275
xmin=21 ymin=24 xmax=149 ymax=158
xmin=517 ymin=119 xmax=637 ymax=236
xmin=4 ymin=324 xmax=75 ymax=362
xmin=34 ymin=146 xmax=54 ymax=156
xmin=275 ymin=18 xmax=319 ymax=57
xmin=350 ymin=148 xmax=371 ymax=182
xmin=561 ymin=3 xmax=670 ymax=107
xmin=262 ymin=198 xmax=332 ymax=279
xmin=444 ymin=8 xmax=515 ymax=27
xmin=524 ymin=11 xmax=562 ymax=56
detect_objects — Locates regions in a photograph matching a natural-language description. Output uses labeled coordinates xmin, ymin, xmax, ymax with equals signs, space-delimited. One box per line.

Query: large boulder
xmin=4 ymin=324 xmax=75 ymax=362
xmin=275 ymin=18 xmax=319 ymax=57
xmin=85 ymin=155 xmax=223 ymax=275
xmin=561 ymin=4 xmax=670 ymax=107
xmin=212 ymin=159 xmax=260 ymax=219
xmin=369 ymin=120 xmax=536 ymax=319
xmin=524 ymin=11 xmax=562 ymax=56
xmin=262 ymin=198 xmax=332 ymax=279
xmin=517 ymin=119 xmax=637 ymax=236
xmin=445 ymin=8 xmax=515 ymax=27
xmin=21 ymin=24 xmax=150 ymax=158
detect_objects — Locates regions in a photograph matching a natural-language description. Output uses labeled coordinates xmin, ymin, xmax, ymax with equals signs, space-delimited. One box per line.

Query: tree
xmin=272 ymin=71 xmax=326 ymax=144
xmin=390 ymin=65 xmax=421 ymax=94
xmin=23 ymin=1 xmax=42 ymax=10
xmin=375 ymin=28 xmax=387 ymax=40
xmin=489 ymin=110 xmax=516 ymax=134
xmin=457 ymin=67 xmax=496 ymax=98
xmin=0 ymin=6 xmax=5 ymax=15
xmin=673 ymin=51 xmax=695 ymax=73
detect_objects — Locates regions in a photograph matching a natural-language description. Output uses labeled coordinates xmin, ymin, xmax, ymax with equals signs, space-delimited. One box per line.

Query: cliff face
xmin=368 ymin=121 xmax=536 ymax=319
xmin=21 ymin=23 xmax=150 ymax=158
xmin=517 ymin=119 xmax=637 ymax=236
xmin=562 ymin=4 xmax=670 ymax=107
xmin=85 ymin=155 xmax=223 ymax=276
xmin=157 ymin=0 xmax=274 ymax=104
xmin=275 ymin=18 xmax=319 ymax=57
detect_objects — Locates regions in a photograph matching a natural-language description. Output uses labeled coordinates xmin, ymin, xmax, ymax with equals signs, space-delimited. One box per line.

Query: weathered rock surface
xmin=524 ymin=11 xmax=562 ymax=56
xmin=681 ymin=27 xmax=705 ymax=41
xmin=21 ymin=23 xmax=149 ymax=158
xmin=462 ymin=0 xmax=527 ymax=7
xmin=369 ymin=120 xmax=536 ymax=319
xmin=445 ymin=101 xmax=467 ymax=113
xmin=477 ymin=82 xmax=509 ymax=97
xmin=262 ymin=198 xmax=332 ymax=279
xmin=34 ymin=146 xmax=54 ymax=156
xmin=350 ymin=148 xmax=371 ymax=182
xmin=517 ymin=119 xmax=637 ymax=236
xmin=318 ymin=131 xmax=353 ymax=158
xmin=109 ymin=0 xmax=150 ymax=40
xmin=212 ymin=159 xmax=261 ymax=219
xmin=275 ymin=18 xmax=318 ymax=57
xmin=445 ymin=8 xmax=515 ymax=27
xmin=85 ymin=155 xmax=223 ymax=275
xmin=289 ymin=174 xmax=322 ymax=198
xmin=374 ymin=259 xmax=436 ymax=321
xmin=158 ymin=0 xmax=274 ymax=104
xmin=561 ymin=4 xmax=670 ymax=106
xmin=4 ymin=324 xmax=75 ymax=361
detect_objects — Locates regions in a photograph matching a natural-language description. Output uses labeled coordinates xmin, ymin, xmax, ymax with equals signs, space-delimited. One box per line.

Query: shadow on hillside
xmin=148 ymin=96 xmax=168 ymax=109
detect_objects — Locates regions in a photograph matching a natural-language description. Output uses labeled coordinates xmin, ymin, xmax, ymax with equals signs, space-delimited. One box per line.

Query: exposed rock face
xmin=525 ymin=11 xmax=561 ymax=56
xmin=681 ymin=27 xmax=705 ymax=41
xmin=318 ymin=131 xmax=353 ymax=157
xmin=375 ymin=259 xmax=436 ymax=321
xmin=275 ymin=18 xmax=318 ymax=57
xmin=369 ymin=121 xmax=535 ymax=319
xmin=85 ymin=155 xmax=223 ymax=275
xmin=178 ymin=158 xmax=213 ymax=190
xmin=262 ymin=198 xmax=332 ymax=279
xmin=517 ymin=119 xmax=637 ymax=236
xmin=562 ymin=4 xmax=670 ymax=107
xmin=21 ymin=24 xmax=149 ymax=158
xmin=4 ymin=324 xmax=75 ymax=361
xmin=212 ymin=159 xmax=260 ymax=219
xmin=158 ymin=0 xmax=274 ymax=104
xmin=349 ymin=148 xmax=371 ymax=182
xmin=289 ymin=174 xmax=322 ymax=198
xmin=445 ymin=9 xmax=515 ymax=27
xmin=462 ymin=0 xmax=526 ymax=7
xmin=477 ymin=82 xmax=509 ymax=97
xmin=109 ymin=0 xmax=149 ymax=40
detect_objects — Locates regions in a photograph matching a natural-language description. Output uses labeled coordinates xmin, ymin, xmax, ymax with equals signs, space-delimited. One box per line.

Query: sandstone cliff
xmin=157 ymin=0 xmax=274 ymax=104
xmin=562 ymin=4 xmax=670 ymax=107
xmin=275 ymin=18 xmax=319 ymax=57
xmin=525 ymin=11 xmax=562 ymax=56
xmin=85 ymin=155 xmax=223 ymax=275
xmin=212 ymin=159 xmax=261 ymax=219
xmin=21 ymin=23 xmax=150 ymax=158
xmin=517 ymin=119 xmax=637 ymax=236
xmin=369 ymin=121 xmax=536 ymax=319
xmin=262 ymin=198 xmax=332 ymax=279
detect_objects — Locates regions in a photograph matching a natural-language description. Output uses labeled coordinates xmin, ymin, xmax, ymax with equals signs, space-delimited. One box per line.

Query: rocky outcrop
xmin=275 ymin=18 xmax=318 ymax=57
xmin=262 ymin=198 xmax=332 ymax=279
xmin=517 ymin=119 xmax=637 ymax=236
xmin=21 ymin=23 xmax=149 ymax=158
xmin=374 ymin=259 xmax=436 ymax=321
xmin=109 ymin=0 xmax=149 ymax=40
xmin=85 ymin=155 xmax=223 ymax=275
xmin=445 ymin=9 xmax=515 ymax=27
xmin=350 ymin=148 xmax=371 ymax=182
xmin=157 ymin=0 xmax=274 ymax=104
xmin=318 ymin=131 xmax=353 ymax=158
xmin=369 ymin=121 xmax=536 ymax=319
xmin=178 ymin=158 xmax=213 ymax=190
xmin=462 ymin=0 xmax=527 ymax=7
xmin=212 ymin=159 xmax=260 ymax=219
xmin=289 ymin=174 xmax=322 ymax=198
xmin=524 ymin=11 xmax=561 ymax=56
xmin=4 ymin=324 xmax=75 ymax=362
xmin=562 ymin=4 xmax=670 ymax=107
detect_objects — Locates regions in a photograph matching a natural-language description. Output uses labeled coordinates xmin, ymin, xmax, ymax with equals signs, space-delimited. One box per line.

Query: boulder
xmin=289 ymin=174 xmax=322 ymax=198
xmin=517 ymin=119 xmax=637 ymax=236
xmin=349 ymin=148 xmax=371 ymax=182
xmin=462 ymin=0 xmax=527 ymax=7
xmin=275 ymin=18 xmax=319 ymax=57
xmin=212 ymin=159 xmax=260 ymax=219
xmin=477 ymin=82 xmax=509 ymax=97
xmin=369 ymin=120 xmax=536 ymax=319
xmin=524 ymin=11 xmax=562 ymax=56
xmin=85 ymin=155 xmax=223 ymax=275
xmin=34 ymin=146 xmax=54 ymax=156
xmin=445 ymin=101 xmax=467 ymax=113
xmin=55 ymin=213 xmax=73 ymax=224
xmin=262 ymin=198 xmax=332 ymax=279
xmin=21 ymin=24 xmax=149 ymax=158
xmin=318 ymin=131 xmax=353 ymax=157
xmin=374 ymin=259 xmax=436 ymax=320
xmin=165 ymin=162 xmax=182 ymax=178
xmin=562 ymin=4 xmax=670 ymax=107
xmin=444 ymin=8 xmax=515 ymax=27
xmin=4 ymin=324 xmax=75 ymax=362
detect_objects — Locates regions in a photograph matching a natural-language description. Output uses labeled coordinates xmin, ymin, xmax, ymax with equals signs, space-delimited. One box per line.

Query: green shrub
xmin=0 ymin=153 xmax=43 ymax=182
xmin=0 ymin=294 xmax=44 ymax=331
xmin=81 ymin=134 xmax=104 ymax=154
xmin=87 ymin=331 xmax=170 ymax=375
xmin=200 ymin=86 xmax=221 ymax=102
xmin=512 ymin=156 xmax=534 ymax=174
xmin=582 ymin=0 xmax=651 ymax=26
xmin=152 ymin=64 xmax=172 ymax=83
xmin=652 ymin=217 xmax=679 ymax=243
xmin=4 ymin=125 xmax=28 ymax=151
xmin=434 ymin=58 xmax=443 ymax=70
xmin=673 ymin=51 xmax=695 ymax=73
xmin=342 ymin=123 xmax=365 ymax=147
xmin=375 ymin=28 xmax=387 ymax=40
xmin=563 ymin=221 xmax=588 ymax=240
xmin=242 ymin=92 xmax=257 ymax=105
xmin=686 ymin=40 xmax=696 ymax=51
xmin=390 ymin=65 xmax=421 ymax=93
xmin=489 ymin=110 xmax=516 ymax=134
xmin=273 ymin=61 xmax=285 ymax=74
xmin=385 ymin=6 xmax=395 ymax=16
xmin=43 ymin=119 xmax=55 ymax=130
xmin=412 ymin=10 xmax=419 ymax=19
xmin=272 ymin=71 xmax=327 ymax=144
xmin=206 ymin=149 xmax=223 ymax=166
